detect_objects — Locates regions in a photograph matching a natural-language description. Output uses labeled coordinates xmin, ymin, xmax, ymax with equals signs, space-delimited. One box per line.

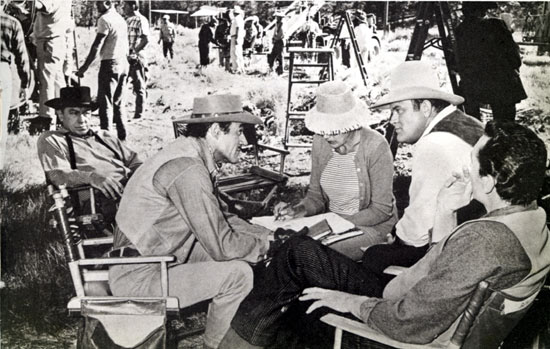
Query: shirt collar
xmin=61 ymin=128 xmax=95 ymax=139
xmin=197 ymin=138 xmax=220 ymax=178
xmin=484 ymin=201 xmax=538 ymax=218
xmin=420 ymin=105 xmax=457 ymax=139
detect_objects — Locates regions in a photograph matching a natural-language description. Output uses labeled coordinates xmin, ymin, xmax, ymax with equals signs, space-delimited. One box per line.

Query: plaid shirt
xmin=126 ymin=11 xmax=149 ymax=52
xmin=0 ymin=13 xmax=30 ymax=88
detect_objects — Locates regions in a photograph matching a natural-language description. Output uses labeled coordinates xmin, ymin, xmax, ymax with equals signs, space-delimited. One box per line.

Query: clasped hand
xmin=90 ymin=173 xmax=124 ymax=200
xmin=273 ymin=202 xmax=306 ymax=221
xmin=437 ymin=167 xmax=473 ymax=212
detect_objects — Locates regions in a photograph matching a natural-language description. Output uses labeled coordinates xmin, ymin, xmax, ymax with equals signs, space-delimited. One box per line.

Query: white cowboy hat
xmin=233 ymin=5 xmax=244 ymax=14
xmin=174 ymin=94 xmax=261 ymax=125
xmin=371 ymin=61 xmax=465 ymax=109
xmin=305 ymin=81 xmax=368 ymax=135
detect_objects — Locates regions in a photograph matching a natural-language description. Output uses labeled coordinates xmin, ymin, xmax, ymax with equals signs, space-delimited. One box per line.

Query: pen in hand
xmin=273 ymin=202 xmax=290 ymax=221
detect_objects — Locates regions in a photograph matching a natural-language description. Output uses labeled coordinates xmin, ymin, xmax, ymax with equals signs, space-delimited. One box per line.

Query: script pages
xmin=250 ymin=212 xmax=363 ymax=245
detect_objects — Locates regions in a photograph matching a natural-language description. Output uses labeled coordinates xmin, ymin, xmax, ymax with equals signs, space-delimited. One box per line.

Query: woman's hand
xmin=273 ymin=202 xmax=306 ymax=221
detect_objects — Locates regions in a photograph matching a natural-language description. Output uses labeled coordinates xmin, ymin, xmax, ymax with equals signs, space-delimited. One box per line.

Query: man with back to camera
xmin=77 ymin=0 xmax=130 ymax=141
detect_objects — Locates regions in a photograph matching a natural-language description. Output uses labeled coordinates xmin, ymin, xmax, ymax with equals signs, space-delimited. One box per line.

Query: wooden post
xmin=148 ymin=0 xmax=152 ymax=25
xmin=383 ymin=1 xmax=389 ymax=37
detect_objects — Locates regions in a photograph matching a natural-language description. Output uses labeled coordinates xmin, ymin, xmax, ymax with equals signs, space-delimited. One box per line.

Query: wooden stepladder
xmin=283 ymin=47 xmax=334 ymax=149
xmin=330 ymin=10 xmax=369 ymax=87
xmin=407 ymin=2 xmax=460 ymax=94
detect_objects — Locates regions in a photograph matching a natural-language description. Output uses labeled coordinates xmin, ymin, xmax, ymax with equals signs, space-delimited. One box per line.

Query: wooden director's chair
xmin=173 ymin=118 xmax=289 ymax=219
xmin=48 ymin=186 xmax=181 ymax=348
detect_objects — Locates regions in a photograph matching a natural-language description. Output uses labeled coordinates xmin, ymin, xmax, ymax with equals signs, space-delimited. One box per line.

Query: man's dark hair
xmin=477 ymin=121 xmax=547 ymax=206
xmin=412 ymin=99 xmax=450 ymax=113
xmin=182 ymin=122 xmax=232 ymax=138
xmin=125 ymin=0 xmax=139 ymax=9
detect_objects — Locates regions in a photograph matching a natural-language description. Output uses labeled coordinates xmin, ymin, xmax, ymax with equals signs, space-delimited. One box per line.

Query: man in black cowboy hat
xmin=37 ymin=86 xmax=142 ymax=202
xmin=110 ymin=94 xmax=272 ymax=349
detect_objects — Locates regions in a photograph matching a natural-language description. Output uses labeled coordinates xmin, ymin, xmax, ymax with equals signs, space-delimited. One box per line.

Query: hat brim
xmin=175 ymin=111 xmax=262 ymax=125
xmin=370 ymin=87 xmax=465 ymax=109
xmin=305 ymin=99 xmax=368 ymax=135
xmin=45 ymin=98 xmax=99 ymax=111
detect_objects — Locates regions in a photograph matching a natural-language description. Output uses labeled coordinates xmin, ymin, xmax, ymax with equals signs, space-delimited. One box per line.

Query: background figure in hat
xmin=123 ymin=0 xmax=149 ymax=120
xmin=230 ymin=6 xmax=245 ymax=73
xmin=77 ymin=0 xmax=130 ymax=141
xmin=198 ymin=17 xmax=218 ymax=68
xmin=274 ymin=81 xmax=398 ymax=261
xmin=36 ymin=87 xmax=142 ymax=221
xmin=362 ymin=61 xmax=485 ymax=286
xmin=110 ymin=94 xmax=272 ymax=349
xmin=268 ymin=12 xmax=285 ymax=75
xmin=158 ymin=14 xmax=176 ymax=61
xmin=353 ymin=11 xmax=374 ymax=63
xmin=0 ymin=6 xmax=30 ymax=168
xmin=28 ymin=0 xmax=71 ymax=133
xmin=215 ymin=12 xmax=231 ymax=71
xmin=455 ymin=1 xmax=527 ymax=122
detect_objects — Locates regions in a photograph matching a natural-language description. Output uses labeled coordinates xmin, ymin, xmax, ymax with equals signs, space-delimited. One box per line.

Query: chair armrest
xmin=81 ymin=237 xmax=114 ymax=246
xmin=256 ymin=143 xmax=290 ymax=155
xmin=321 ymin=314 xmax=425 ymax=349
xmin=250 ymin=166 xmax=288 ymax=182
xmin=383 ymin=266 xmax=407 ymax=276
xmin=77 ymin=255 xmax=176 ymax=267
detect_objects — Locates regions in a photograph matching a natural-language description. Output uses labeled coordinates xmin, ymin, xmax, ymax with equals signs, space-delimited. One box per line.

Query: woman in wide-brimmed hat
xmin=274 ymin=81 xmax=398 ymax=260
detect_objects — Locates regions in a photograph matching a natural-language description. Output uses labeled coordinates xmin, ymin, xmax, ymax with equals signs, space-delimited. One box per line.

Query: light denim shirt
xmin=114 ymin=136 xmax=270 ymax=264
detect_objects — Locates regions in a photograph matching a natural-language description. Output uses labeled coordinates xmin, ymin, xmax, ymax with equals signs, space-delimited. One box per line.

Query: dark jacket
xmin=456 ymin=17 xmax=527 ymax=104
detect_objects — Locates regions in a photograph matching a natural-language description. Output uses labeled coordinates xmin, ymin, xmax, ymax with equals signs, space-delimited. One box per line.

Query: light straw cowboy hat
xmin=371 ymin=61 xmax=465 ymax=109
xmin=176 ymin=94 xmax=262 ymax=125
xmin=305 ymin=81 xmax=368 ymax=135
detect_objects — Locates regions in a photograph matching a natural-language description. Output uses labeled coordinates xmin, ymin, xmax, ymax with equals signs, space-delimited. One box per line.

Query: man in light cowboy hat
xmin=37 ymin=86 xmax=142 ymax=220
xmin=362 ymin=60 xmax=485 ymax=284
xmin=110 ymin=94 xmax=273 ymax=349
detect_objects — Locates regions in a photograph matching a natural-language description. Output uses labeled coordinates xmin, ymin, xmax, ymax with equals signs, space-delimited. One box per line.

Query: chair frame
xmin=48 ymin=188 xmax=180 ymax=318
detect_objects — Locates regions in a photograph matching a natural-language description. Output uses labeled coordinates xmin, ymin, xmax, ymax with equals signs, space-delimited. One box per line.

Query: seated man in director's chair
xmin=37 ymin=86 xmax=142 ymax=237
xmin=219 ymin=121 xmax=550 ymax=349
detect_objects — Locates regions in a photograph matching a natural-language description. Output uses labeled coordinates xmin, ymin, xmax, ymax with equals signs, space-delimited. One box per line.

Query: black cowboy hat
xmin=45 ymin=86 xmax=99 ymax=111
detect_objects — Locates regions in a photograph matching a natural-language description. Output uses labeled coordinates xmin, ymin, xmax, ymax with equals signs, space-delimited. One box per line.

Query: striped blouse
xmin=319 ymin=150 xmax=360 ymax=215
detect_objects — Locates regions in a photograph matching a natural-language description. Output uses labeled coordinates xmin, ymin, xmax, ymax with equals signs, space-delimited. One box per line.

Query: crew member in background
xmin=158 ymin=14 xmax=175 ymax=61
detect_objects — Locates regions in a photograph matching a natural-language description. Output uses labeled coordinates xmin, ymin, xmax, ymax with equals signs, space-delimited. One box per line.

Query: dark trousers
xmin=268 ymin=40 xmax=284 ymax=75
xmin=98 ymin=60 xmax=128 ymax=140
xmin=231 ymin=235 xmax=384 ymax=347
xmin=463 ymin=96 xmax=517 ymax=123
xmin=199 ymin=43 xmax=210 ymax=66
xmin=361 ymin=238 xmax=429 ymax=287
xmin=162 ymin=41 xmax=174 ymax=59
xmin=128 ymin=59 xmax=147 ymax=119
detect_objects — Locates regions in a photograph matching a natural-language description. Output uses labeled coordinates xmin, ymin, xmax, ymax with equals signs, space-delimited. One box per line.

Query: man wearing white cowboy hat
xmin=110 ymin=94 xmax=272 ymax=349
xmin=37 ymin=86 xmax=142 ymax=215
xmin=362 ymin=60 xmax=485 ymax=284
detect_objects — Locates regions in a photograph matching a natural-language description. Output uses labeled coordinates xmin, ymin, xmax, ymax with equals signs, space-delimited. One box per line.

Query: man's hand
xmin=89 ymin=173 xmax=124 ymax=200
xmin=76 ymin=65 xmax=88 ymax=78
xmin=300 ymin=287 xmax=369 ymax=318
xmin=19 ymin=88 xmax=27 ymax=102
xmin=437 ymin=167 xmax=473 ymax=213
xmin=273 ymin=202 xmax=306 ymax=221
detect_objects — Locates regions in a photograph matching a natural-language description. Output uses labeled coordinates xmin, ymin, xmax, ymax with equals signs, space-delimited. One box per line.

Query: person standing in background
xmin=198 ymin=18 xmax=217 ymax=68
xmin=215 ymin=13 xmax=231 ymax=71
xmin=268 ymin=12 xmax=285 ymax=75
xmin=1 ymin=8 xmax=30 ymax=168
xmin=77 ymin=0 xmax=129 ymax=141
xmin=123 ymin=0 xmax=149 ymax=120
xmin=158 ymin=14 xmax=175 ymax=61
xmin=456 ymin=1 xmax=527 ymax=122
xmin=28 ymin=0 xmax=71 ymax=134
xmin=230 ymin=5 xmax=245 ymax=74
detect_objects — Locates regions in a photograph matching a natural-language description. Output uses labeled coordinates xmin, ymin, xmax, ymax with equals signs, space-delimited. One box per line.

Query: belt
xmin=107 ymin=247 xmax=141 ymax=258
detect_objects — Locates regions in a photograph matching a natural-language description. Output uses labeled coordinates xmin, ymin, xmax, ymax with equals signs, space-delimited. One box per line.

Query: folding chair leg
xmin=334 ymin=328 xmax=343 ymax=349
